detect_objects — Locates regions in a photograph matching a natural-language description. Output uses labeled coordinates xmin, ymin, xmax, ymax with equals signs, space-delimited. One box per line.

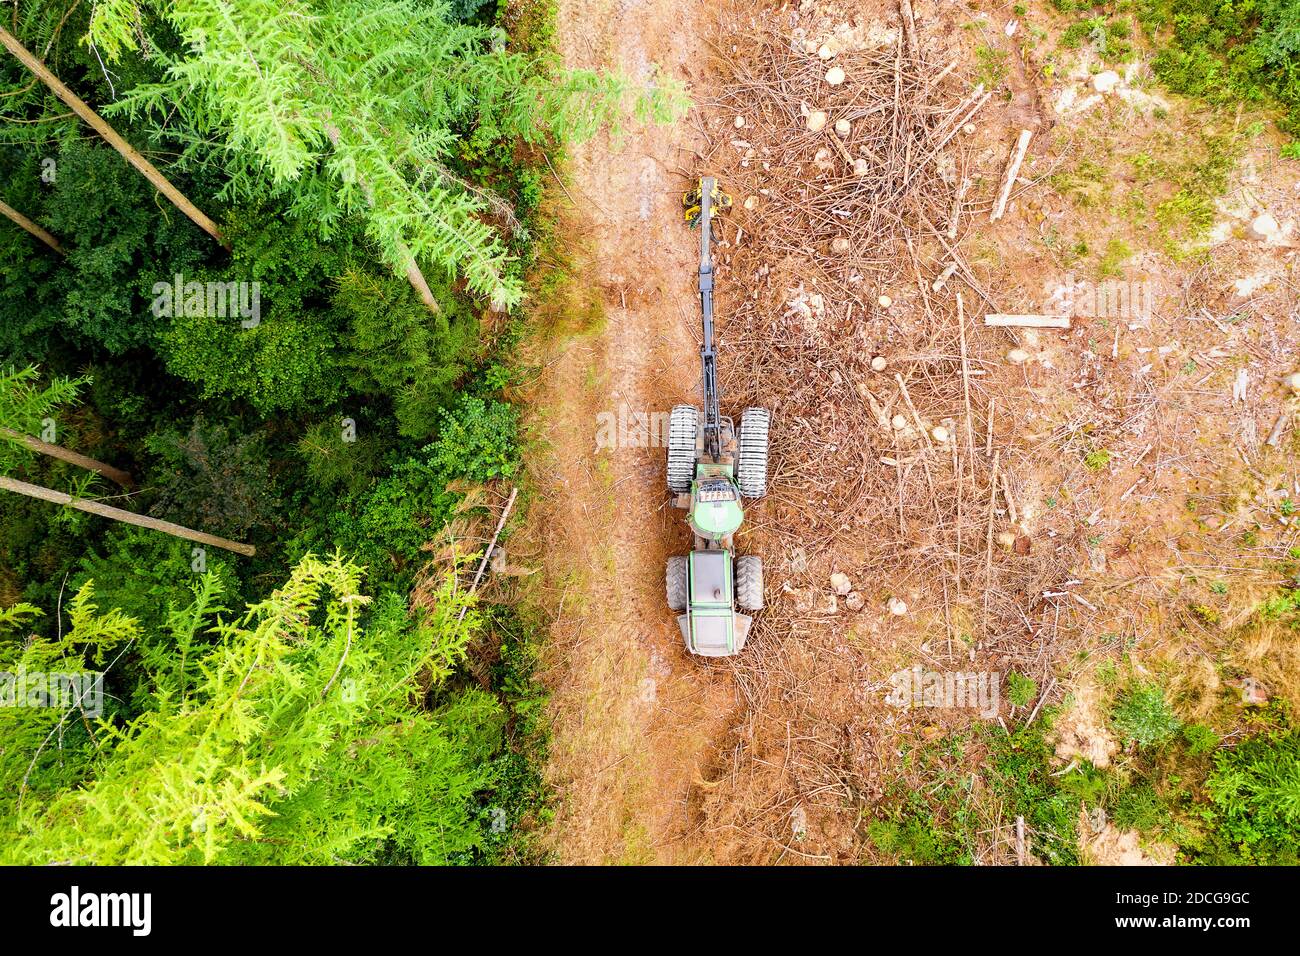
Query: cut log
xmin=0 ymin=475 xmax=254 ymax=556
xmin=984 ymin=313 xmax=1071 ymax=329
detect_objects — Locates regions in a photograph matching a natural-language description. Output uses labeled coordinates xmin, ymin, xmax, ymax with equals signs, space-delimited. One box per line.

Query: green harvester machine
xmin=665 ymin=177 xmax=771 ymax=657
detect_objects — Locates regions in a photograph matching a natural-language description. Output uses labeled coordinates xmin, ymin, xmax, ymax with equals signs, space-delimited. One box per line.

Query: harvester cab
xmin=665 ymin=177 xmax=772 ymax=657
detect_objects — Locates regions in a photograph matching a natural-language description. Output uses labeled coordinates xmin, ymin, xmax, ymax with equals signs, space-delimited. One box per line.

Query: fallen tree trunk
xmin=0 ymin=199 xmax=64 ymax=255
xmin=0 ymin=475 xmax=255 ymax=556
xmin=0 ymin=25 xmax=228 ymax=248
xmin=0 ymin=427 xmax=134 ymax=488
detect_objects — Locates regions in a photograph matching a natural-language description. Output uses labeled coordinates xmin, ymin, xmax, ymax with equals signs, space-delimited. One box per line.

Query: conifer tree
xmin=92 ymin=0 xmax=684 ymax=309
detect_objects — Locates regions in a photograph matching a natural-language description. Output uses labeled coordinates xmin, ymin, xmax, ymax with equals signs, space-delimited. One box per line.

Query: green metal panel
xmin=689 ymin=472 xmax=743 ymax=541
xmin=691 ymin=497 xmax=743 ymax=539
xmin=688 ymin=550 xmax=732 ymax=607
xmin=687 ymin=606 xmax=735 ymax=655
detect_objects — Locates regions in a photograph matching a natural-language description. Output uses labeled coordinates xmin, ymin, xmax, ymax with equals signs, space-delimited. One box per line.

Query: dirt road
xmin=523 ymin=0 xmax=736 ymax=864
xmin=530 ymin=0 xmax=951 ymax=868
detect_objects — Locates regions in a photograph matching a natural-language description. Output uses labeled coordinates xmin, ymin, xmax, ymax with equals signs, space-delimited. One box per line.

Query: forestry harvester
xmin=665 ymin=177 xmax=771 ymax=657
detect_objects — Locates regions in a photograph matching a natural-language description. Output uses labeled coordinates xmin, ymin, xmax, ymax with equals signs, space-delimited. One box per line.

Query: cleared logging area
xmin=679 ymin=1 xmax=1093 ymax=862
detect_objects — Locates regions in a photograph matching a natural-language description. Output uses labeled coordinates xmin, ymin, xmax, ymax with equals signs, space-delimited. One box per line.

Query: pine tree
xmin=94 ymin=0 xmax=684 ymax=309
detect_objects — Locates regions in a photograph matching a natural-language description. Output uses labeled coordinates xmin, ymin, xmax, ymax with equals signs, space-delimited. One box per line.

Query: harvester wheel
xmin=667 ymin=404 xmax=698 ymax=494
xmin=736 ymin=555 xmax=764 ymax=611
xmin=666 ymin=556 xmax=689 ymax=611
xmin=736 ymin=407 xmax=771 ymax=498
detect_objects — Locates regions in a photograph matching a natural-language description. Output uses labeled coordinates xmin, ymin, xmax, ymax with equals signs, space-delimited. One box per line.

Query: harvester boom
xmin=698 ymin=176 xmax=722 ymax=463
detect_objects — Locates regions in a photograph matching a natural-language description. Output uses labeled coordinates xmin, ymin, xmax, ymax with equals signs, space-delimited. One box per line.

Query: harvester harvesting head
xmin=665 ymin=177 xmax=772 ymax=658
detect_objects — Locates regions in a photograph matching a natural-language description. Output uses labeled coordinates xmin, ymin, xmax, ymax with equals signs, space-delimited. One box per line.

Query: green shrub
xmin=1138 ymin=0 xmax=1300 ymax=137
xmin=1 ymin=556 xmax=505 ymax=865
xmin=339 ymin=458 xmax=457 ymax=580
xmin=70 ymin=526 xmax=235 ymax=636
xmin=868 ymin=816 xmax=968 ymax=865
xmin=143 ymin=416 xmax=279 ymax=539
xmin=1260 ymin=586 xmax=1300 ymax=622
xmin=1061 ymin=15 xmax=1135 ymax=62
xmin=975 ymin=45 xmax=1010 ymax=89
xmin=1111 ymin=782 xmax=1173 ymax=835
xmin=0 ymin=141 xmax=210 ymax=357
xmin=1112 ymin=681 xmax=1182 ymax=748
xmin=296 ymin=419 xmax=386 ymax=496
xmin=427 ymin=395 xmax=520 ymax=482
xmin=1007 ymin=671 xmax=1039 ymax=707
xmin=1203 ymin=729 xmax=1300 ymax=863
xmin=160 ymin=207 xmax=356 ymax=413
xmin=334 ymin=267 xmax=479 ymax=440
xmin=1084 ymin=449 xmax=1112 ymax=471
xmin=1183 ymin=722 xmax=1221 ymax=755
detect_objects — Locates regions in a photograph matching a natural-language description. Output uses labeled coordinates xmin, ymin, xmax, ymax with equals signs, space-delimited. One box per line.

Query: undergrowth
xmin=870 ymin=573 xmax=1300 ymax=865
xmin=1052 ymin=0 xmax=1300 ymax=151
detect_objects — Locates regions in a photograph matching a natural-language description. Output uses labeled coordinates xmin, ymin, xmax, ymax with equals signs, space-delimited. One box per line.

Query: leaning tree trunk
xmin=0 ymin=26 xmax=228 ymax=249
xmin=399 ymin=242 xmax=441 ymax=315
xmin=0 ymin=476 xmax=255 ymax=556
xmin=0 ymin=427 xmax=134 ymax=488
xmin=0 ymin=199 xmax=64 ymax=255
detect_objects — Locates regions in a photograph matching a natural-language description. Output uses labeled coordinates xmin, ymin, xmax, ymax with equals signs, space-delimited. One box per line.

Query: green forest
xmin=0 ymin=0 xmax=671 ymax=864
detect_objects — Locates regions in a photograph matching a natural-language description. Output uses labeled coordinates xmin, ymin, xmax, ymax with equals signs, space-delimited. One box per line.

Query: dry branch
xmin=457 ymin=486 xmax=519 ymax=623
xmin=990 ymin=129 xmax=1032 ymax=222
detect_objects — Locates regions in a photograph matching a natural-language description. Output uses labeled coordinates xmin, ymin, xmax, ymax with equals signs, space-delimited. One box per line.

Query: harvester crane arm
xmin=697 ymin=176 xmax=722 ymax=463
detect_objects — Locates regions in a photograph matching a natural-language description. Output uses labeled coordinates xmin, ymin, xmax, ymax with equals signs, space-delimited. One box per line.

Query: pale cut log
xmin=990 ymin=129 xmax=1033 ymax=222
xmin=984 ymin=313 xmax=1071 ymax=329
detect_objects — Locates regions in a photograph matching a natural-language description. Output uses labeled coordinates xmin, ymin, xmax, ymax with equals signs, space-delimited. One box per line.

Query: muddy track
xmin=527 ymin=0 xmax=736 ymax=864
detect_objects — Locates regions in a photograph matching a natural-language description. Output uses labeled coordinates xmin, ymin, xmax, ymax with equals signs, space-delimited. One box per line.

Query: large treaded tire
xmin=666 ymin=556 xmax=689 ymax=611
xmin=667 ymin=404 xmax=698 ymax=494
xmin=736 ymin=407 xmax=771 ymax=499
xmin=735 ymin=555 xmax=763 ymax=611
